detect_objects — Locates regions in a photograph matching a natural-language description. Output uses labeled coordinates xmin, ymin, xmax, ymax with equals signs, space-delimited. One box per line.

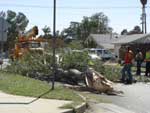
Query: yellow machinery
xmin=11 ymin=26 xmax=46 ymax=60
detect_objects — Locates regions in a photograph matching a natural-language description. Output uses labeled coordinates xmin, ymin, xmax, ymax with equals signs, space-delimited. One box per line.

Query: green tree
xmin=61 ymin=22 xmax=80 ymax=39
xmin=62 ymin=12 xmax=112 ymax=42
xmin=90 ymin=12 xmax=109 ymax=34
xmin=83 ymin=35 xmax=97 ymax=48
xmin=121 ymin=26 xmax=142 ymax=35
xmin=42 ymin=26 xmax=52 ymax=38
xmin=6 ymin=10 xmax=29 ymax=49
xmin=79 ymin=17 xmax=91 ymax=40
xmin=42 ymin=26 xmax=51 ymax=35
xmin=132 ymin=26 xmax=142 ymax=34
xmin=65 ymin=40 xmax=84 ymax=50
xmin=121 ymin=29 xmax=128 ymax=35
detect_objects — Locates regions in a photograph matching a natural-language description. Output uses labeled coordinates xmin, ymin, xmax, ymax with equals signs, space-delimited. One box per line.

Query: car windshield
xmin=104 ymin=50 xmax=108 ymax=54
xmin=97 ymin=50 xmax=102 ymax=55
xmin=104 ymin=50 xmax=111 ymax=54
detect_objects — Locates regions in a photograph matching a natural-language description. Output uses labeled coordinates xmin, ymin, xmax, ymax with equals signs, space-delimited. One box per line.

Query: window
xmin=104 ymin=50 xmax=109 ymax=54
xmin=28 ymin=42 xmax=40 ymax=48
xmin=97 ymin=50 xmax=102 ymax=55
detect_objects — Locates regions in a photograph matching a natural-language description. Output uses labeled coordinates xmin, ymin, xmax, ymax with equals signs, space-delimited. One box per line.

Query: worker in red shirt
xmin=121 ymin=46 xmax=134 ymax=84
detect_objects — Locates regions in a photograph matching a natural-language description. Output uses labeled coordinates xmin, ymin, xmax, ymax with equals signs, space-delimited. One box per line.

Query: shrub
xmin=90 ymin=59 xmax=105 ymax=74
xmin=90 ymin=59 xmax=121 ymax=81
xmin=103 ymin=65 xmax=121 ymax=81
xmin=6 ymin=51 xmax=53 ymax=80
xmin=6 ymin=47 xmax=121 ymax=83
xmin=61 ymin=51 xmax=90 ymax=71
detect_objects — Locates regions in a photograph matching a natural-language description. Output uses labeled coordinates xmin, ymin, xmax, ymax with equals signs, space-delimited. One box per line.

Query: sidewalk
xmin=0 ymin=91 xmax=72 ymax=113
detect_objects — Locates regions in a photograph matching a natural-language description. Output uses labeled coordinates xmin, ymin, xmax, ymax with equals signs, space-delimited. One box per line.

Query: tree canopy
xmin=41 ymin=25 xmax=52 ymax=38
xmin=4 ymin=10 xmax=29 ymax=50
xmin=61 ymin=12 xmax=113 ymax=41
xmin=121 ymin=25 xmax=142 ymax=35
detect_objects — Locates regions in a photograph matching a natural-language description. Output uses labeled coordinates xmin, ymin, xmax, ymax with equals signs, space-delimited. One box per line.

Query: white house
xmin=112 ymin=34 xmax=150 ymax=58
xmin=86 ymin=34 xmax=119 ymax=51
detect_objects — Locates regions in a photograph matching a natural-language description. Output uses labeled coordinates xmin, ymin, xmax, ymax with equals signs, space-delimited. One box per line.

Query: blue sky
xmin=0 ymin=0 xmax=149 ymax=34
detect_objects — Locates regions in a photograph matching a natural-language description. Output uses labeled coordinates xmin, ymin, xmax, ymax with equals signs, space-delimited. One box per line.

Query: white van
xmin=89 ymin=48 xmax=114 ymax=60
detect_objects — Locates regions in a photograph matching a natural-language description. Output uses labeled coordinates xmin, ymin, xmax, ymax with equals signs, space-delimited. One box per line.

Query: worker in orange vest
xmin=145 ymin=49 xmax=150 ymax=76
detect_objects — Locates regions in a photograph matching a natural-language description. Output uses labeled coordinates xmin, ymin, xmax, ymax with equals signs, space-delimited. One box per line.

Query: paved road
xmin=85 ymin=83 xmax=150 ymax=113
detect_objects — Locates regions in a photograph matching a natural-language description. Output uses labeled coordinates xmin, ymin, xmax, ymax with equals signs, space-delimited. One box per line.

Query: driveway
xmin=85 ymin=83 xmax=150 ymax=113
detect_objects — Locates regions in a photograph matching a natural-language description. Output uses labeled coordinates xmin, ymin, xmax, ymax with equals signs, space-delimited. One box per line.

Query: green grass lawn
xmin=0 ymin=71 xmax=83 ymax=108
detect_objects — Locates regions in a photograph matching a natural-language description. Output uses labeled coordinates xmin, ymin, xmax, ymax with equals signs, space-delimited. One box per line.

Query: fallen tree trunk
xmin=84 ymin=68 xmax=114 ymax=93
xmin=64 ymin=68 xmax=123 ymax=95
xmin=55 ymin=68 xmax=84 ymax=85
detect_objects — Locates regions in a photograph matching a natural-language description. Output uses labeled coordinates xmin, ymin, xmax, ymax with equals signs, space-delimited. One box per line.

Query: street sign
xmin=140 ymin=0 xmax=147 ymax=6
xmin=0 ymin=17 xmax=9 ymax=42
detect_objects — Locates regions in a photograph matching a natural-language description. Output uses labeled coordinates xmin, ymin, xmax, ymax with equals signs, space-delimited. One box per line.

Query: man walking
xmin=145 ymin=49 xmax=150 ymax=76
xmin=135 ymin=48 xmax=143 ymax=75
xmin=121 ymin=46 xmax=134 ymax=84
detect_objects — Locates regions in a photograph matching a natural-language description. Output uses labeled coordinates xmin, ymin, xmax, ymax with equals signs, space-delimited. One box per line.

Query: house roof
xmin=100 ymin=43 xmax=114 ymax=50
xmin=88 ymin=34 xmax=119 ymax=49
xmin=90 ymin=34 xmax=118 ymax=43
xmin=112 ymin=34 xmax=150 ymax=44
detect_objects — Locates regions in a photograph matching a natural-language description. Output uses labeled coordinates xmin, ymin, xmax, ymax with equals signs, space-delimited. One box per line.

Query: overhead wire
xmin=0 ymin=3 xmax=150 ymax=9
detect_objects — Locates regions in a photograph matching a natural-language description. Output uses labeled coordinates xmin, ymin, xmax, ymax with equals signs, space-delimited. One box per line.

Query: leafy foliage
xmin=121 ymin=25 xmax=142 ymax=35
xmin=6 ymin=46 xmax=121 ymax=83
xmin=83 ymin=35 xmax=98 ymax=48
xmin=65 ymin=40 xmax=84 ymax=50
xmin=42 ymin=25 xmax=51 ymax=35
xmin=90 ymin=60 xmax=121 ymax=81
xmin=90 ymin=59 xmax=105 ymax=74
xmin=42 ymin=26 xmax=52 ymax=39
xmin=61 ymin=51 xmax=90 ymax=71
xmin=121 ymin=29 xmax=128 ymax=35
xmin=6 ymin=50 xmax=53 ymax=80
xmin=103 ymin=65 xmax=121 ymax=81
xmin=6 ymin=10 xmax=29 ymax=49
xmin=62 ymin=12 xmax=113 ymax=41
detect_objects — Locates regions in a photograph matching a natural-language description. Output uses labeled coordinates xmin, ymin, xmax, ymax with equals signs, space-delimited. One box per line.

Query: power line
xmin=0 ymin=3 xmax=150 ymax=9
xmin=56 ymin=6 xmax=150 ymax=9
xmin=0 ymin=4 xmax=50 ymax=8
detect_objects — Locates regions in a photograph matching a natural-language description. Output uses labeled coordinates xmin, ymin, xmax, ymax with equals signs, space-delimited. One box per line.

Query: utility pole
xmin=51 ymin=0 xmax=56 ymax=90
xmin=0 ymin=19 xmax=4 ymax=69
xmin=140 ymin=0 xmax=147 ymax=34
xmin=0 ymin=17 xmax=5 ymax=69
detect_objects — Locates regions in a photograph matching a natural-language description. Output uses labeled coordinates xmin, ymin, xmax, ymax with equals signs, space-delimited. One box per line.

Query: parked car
xmin=88 ymin=48 xmax=115 ymax=60
xmin=71 ymin=49 xmax=101 ymax=60
xmin=88 ymin=53 xmax=101 ymax=60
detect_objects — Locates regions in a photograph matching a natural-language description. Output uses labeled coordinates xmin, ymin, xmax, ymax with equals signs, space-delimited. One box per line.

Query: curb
xmin=74 ymin=102 xmax=87 ymax=113
xmin=62 ymin=102 xmax=87 ymax=113
xmin=62 ymin=93 xmax=87 ymax=113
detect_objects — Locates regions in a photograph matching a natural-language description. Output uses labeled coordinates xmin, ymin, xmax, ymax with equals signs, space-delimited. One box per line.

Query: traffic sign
xmin=0 ymin=17 xmax=9 ymax=42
